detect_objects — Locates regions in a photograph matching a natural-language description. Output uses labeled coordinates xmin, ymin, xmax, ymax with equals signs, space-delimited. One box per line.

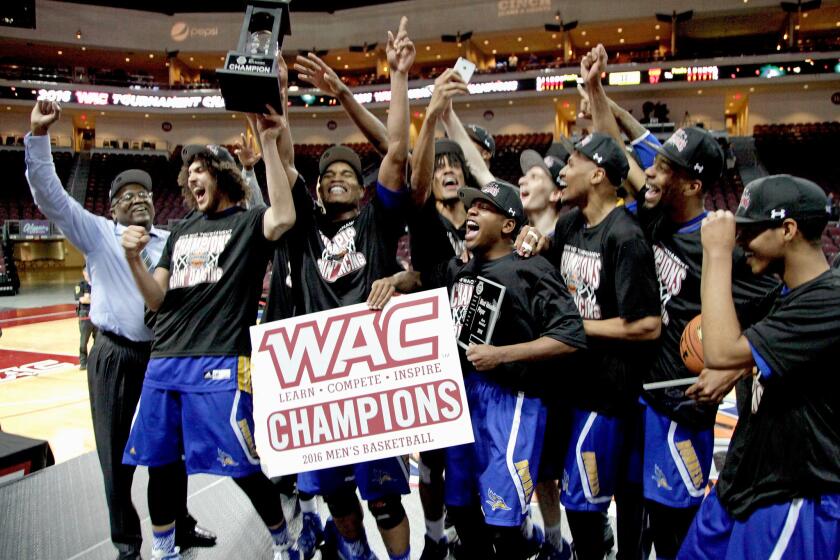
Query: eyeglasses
xmin=114 ymin=191 xmax=153 ymax=205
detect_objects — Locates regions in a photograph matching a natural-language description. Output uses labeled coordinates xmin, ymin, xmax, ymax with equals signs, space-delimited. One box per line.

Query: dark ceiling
xmin=53 ymin=0 xmax=404 ymax=15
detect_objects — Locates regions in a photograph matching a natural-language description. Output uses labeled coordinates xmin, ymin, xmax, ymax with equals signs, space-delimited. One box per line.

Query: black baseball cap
xmin=520 ymin=149 xmax=565 ymax=189
xmin=574 ymin=132 xmax=630 ymax=187
xmin=109 ymin=169 xmax=153 ymax=200
xmin=464 ymin=124 xmax=495 ymax=156
xmin=435 ymin=138 xmax=464 ymax=159
xmin=319 ymin=145 xmax=363 ymax=182
xmin=546 ymin=138 xmax=574 ymax=165
xmin=459 ymin=180 xmax=525 ymax=231
xmin=735 ymin=174 xmax=829 ymax=225
xmin=648 ymin=127 xmax=724 ymax=187
xmin=182 ymin=144 xmax=236 ymax=166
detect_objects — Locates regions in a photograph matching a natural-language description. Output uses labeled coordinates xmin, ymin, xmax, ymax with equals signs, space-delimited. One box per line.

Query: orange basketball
xmin=680 ymin=314 xmax=704 ymax=374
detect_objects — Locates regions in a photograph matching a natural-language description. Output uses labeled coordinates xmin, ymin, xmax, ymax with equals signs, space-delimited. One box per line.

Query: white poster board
xmin=249 ymin=288 xmax=474 ymax=477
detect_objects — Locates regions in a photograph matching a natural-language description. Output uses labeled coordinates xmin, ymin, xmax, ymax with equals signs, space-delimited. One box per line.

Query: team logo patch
xmin=373 ymin=469 xmax=395 ymax=485
xmin=739 ymin=188 xmax=751 ymax=210
xmin=217 ymin=448 xmax=239 ymax=467
xmin=486 ymin=488 xmax=511 ymax=511
xmin=770 ymin=209 xmax=786 ymax=219
xmin=582 ymin=451 xmax=601 ymax=497
xmin=592 ymin=152 xmax=604 ymax=164
xmin=204 ymin=368 xmax=231 ymax=380
xmin=482 ymin=184 xmax=500 ymax=197
xmin=693 ymin=163 xmax=704 ymax=174
xmin=317 ymin=224 xmax=367 ymax=283
xmin=515 ymin=459 xmax=535 ymax=503
xmin=675 ymin=440 xmax=705 ymax=489
xmin=667 ymin=129 xmax=689 ymax=153
xmin=653 ymin=464 xmax=672 ymax=490
xmin=579 ymin=135 xmax=593 ymax=147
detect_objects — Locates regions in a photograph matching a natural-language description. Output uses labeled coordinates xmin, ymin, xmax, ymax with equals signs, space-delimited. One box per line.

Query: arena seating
xmin=0 ymin=148 xmax=73 ymax=222
xmin=753 ymin=121 xmax=840 ymax=260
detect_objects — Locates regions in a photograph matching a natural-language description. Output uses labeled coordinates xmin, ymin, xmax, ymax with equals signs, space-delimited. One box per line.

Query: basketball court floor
xmin=0 ymin=268 xmax=738 ymax=559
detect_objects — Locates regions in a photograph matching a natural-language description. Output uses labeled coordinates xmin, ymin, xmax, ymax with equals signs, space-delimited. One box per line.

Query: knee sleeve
xmin=148 ymin=462 xmax=184 ymax=527
xmin=325 ymin=489 xmax=362 ymax=519
xmin=367 ymin=495 xmax=406 ymax=531
xmin=234 ymin=472 xmax=284 ymax=528
xmin=271 ymin=474 xmax=298 ymax=497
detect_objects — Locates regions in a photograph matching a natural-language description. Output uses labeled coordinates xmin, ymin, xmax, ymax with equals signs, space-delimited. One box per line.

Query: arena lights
xmin=36 ymin=88 xmax=226 ymax=109
xmin=536 ymin=74 xmax=578 ymax=92
xmin=353 ymin=80 xmax=519 ymax=105
xmin=608 ymin=71 xmax=641 ymax=86
xmin=686 ymin=66 xmax=719 ymax=82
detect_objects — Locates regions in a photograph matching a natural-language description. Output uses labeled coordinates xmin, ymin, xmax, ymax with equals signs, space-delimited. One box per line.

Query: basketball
xmin=680 ymin=314 xmax=704 ymax=374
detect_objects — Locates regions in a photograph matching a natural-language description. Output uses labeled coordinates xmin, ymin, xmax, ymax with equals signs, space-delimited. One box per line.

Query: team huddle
xmin=24 ymin=16 xmax=840 ymax=560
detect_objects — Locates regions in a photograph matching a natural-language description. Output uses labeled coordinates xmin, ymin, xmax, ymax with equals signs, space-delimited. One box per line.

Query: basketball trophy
xmin=216 ymin=0 xmax=291 ymax=114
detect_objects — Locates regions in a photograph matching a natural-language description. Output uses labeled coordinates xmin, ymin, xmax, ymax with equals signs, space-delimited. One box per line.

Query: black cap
xmin=319 ymin=145 xmax=363 ymax=182
xmin=546 ymin=138 xmax=574 ymax=165
xmin=520 ymin=149 xmax=564 ymax=189
xmin=182 ymin=144 xmax=236 ymax=166
xmin=459 ymin=180 xmax=525 ymax=231
xmin=574 ymin=133 xmax=630 ymax=187
xmin=735 ymin=174 xmax=829 ymax=225
xmin=109 ymin=169 xmax=153 ymax=200
xmin=648 ymin=127 xmax=724 ymax=187
xmin=435 ymin=138 xmax=464 ymax=160
xmin=464 ymin=124 xmax=495 ymax=156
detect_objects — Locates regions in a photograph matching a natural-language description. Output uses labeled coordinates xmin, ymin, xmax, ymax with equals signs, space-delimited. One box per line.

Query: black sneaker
xmin=419 ymin=535 xmax=449 ymax=560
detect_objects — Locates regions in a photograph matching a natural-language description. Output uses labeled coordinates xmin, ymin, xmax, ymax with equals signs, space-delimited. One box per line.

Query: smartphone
xmin=454 ymin=57 xmax=476 ymax=83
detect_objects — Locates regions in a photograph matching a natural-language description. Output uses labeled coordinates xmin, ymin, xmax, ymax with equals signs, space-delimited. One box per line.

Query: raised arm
xmin=440 ymin=107 xmax=494 ymax=187
xmin=25 ymin=101 xmax=104 ymax=253
xmin=122 ymin=225 xmax=168 ymax=311
xmin=295 ymin=53 xmax=389 ymax=156
xmin=580 ymin=47 xmax=647 ymax=194
xmin=409 ymin=69 xmax=470 ymax=206
xmin=255 ymin=109 xmax=296 ymax=241
xmin=378 ymin=16 xmax=415 ymax=191
xmin=273 ymin=53 xmax=299 ymax=185
xmin=700 ymin=210 xmax=754 ymax=369
xmin=234 ymin=129 xmax=267 ymax=209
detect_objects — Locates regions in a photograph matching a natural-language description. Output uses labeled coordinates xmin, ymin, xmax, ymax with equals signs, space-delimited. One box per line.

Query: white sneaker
xmin=273 ymin=541 xmax=301 ymax=560
xmin=150 ymin=546 xmax=180 ymax=560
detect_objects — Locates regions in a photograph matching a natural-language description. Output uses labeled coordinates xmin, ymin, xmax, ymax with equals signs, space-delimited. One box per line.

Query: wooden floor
xmin=0 ymin=316 xmax=95 ymax=463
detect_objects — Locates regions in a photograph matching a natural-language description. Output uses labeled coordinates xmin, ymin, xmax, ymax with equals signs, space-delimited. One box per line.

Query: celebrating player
xmin=270 ymin=17 xmax=416 ymax=560
xmin=680 ymin=175 xmax=840 ymax=559
xmin=121 ymin=107 xmax=297 ymax=560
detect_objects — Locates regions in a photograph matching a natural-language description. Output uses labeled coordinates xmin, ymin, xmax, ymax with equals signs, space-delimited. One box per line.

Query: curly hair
xmin=434 ymin=151 xmax=478 ymax=189
xmin=177 ymin=154 xmax=250 ymax=210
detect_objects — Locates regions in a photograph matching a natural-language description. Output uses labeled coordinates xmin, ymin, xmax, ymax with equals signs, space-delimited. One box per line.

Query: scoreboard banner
xmin=250 ymin=288 xmax=473 ymax=477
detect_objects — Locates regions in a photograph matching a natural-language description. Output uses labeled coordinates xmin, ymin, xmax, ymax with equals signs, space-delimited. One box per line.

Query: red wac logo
xmin=258 ymin=296 xmax=440 ymax=388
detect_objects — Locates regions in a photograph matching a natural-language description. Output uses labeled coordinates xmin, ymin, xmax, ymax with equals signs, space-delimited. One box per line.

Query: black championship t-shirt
xmin=408 ymin=197 xmax=466 ymax=273
xmin=425 ymin=253 xmax=587 ymax=395
xmin=717 ymin=270 xmax=840 ymax=518
xmin=152 ymin=206 xmax=272 ymax=357
xmin=263 ymin=238 xmax=296 ymax=323
xmin=546 ymin=207 xmax=661 ymax=415
xmin=284 ymin=176 xmax=407 ymax=314
xmin=638 ymin=208 xmax=779 ymax=429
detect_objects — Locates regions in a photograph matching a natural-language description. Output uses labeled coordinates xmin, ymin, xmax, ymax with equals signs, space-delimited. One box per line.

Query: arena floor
xmin=0 ymin=268 xmax=736 ymax=559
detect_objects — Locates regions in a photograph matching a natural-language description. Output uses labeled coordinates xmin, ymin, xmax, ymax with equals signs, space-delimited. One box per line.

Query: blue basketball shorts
xmin=296 ymin=456 xmax=410 ymax=501
xmin=642 ymin=401 xmax=713 ymax=508
xmin=444 ymin=375 xmax=546 ymax=527
xmin=123 ymin=355 xmax=262 ymax=478
xmin=680 ymin=489 xmax=840 ymax=559
xmin=560 ymin=408 xmax=625 ymax=512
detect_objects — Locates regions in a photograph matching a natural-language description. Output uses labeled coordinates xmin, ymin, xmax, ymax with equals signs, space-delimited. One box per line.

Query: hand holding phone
xmin=453 ymin=57 xmax=476 ymax=83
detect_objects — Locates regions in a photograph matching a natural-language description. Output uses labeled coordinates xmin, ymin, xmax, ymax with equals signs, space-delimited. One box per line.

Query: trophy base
xmin=217 ymin=69 xmax=284 ymax=114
